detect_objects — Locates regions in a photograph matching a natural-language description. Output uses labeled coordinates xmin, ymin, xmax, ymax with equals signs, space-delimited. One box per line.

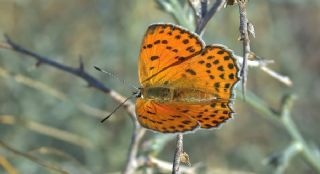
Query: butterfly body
xmin=141 ymin=86 xmax=217 ymax=103
xmin=135 ymin=24 xmax=240 ymax=133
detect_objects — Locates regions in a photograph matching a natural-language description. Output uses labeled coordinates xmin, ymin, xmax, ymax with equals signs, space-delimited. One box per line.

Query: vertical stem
xmin=122 ymin=122 xmax=146 ymax=174
xmin=238 ymin=0 xmax=250 ymax=97
xmin=172 ymin=134 xmax=183 ymax=174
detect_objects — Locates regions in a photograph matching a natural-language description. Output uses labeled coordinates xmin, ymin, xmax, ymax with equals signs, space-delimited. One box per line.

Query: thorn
xmin=94 ymin=66 xmax=102 ymax=72
xmin=101 ymin=115 xmax=112 ymax=123
xmin=237 ymin=35 xmax=243 ymax=41
xmin=35 ymin=60 xmax=42 ymax=67
xmin=247 ymin=21 xmax=255 ymax=38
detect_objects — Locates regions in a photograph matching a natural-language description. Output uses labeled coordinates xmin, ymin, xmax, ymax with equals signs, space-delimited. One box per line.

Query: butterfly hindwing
xmin=183 ymin=101 xmax=234 ymax=129
xmin=136 ymin=98 xmax=235 ymax=133
xmin=136 ymin=98 xmax=199 ymax=133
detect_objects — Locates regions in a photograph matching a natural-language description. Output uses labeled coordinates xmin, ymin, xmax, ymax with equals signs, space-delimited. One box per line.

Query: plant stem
xmin=172 ymin=134 xmax=183 ymax=174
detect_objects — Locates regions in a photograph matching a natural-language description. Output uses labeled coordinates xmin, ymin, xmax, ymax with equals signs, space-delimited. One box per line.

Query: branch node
xmin=247 ymin=21 xmax=255 ymax=38
xmin=180 ymin=151 xmax=191 ymax=166
xmin=280 ymin=93 xmax=297 ymax=117
xmin=35 ymin=60 xmax=42 ymax=67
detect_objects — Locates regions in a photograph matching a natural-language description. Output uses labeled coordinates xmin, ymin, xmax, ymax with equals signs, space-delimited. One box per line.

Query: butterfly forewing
xmin=139 ymin=24 xmax=204 ymax=87
xmin=157 ymin=45 xmax=240 ymax=100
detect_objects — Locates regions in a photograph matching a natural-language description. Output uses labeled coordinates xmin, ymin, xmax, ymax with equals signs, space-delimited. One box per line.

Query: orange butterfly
xmin=136 ymin=24 xmax=240 ymax=133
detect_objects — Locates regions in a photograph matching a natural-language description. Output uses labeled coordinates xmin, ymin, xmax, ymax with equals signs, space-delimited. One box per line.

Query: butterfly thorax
xmin=140 ymin=86 xmax=217 ymax=103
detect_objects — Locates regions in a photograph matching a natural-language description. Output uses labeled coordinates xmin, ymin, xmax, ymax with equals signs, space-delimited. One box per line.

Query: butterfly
xmin=135 ymin=23 xmax=240 ymax=133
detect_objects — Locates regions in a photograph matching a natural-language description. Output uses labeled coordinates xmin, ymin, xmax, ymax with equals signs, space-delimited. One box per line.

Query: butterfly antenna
xmin=94 ymin=66 xmax=139 ymax=90
xmin=100 ymin=94 xmax=135 ymax=123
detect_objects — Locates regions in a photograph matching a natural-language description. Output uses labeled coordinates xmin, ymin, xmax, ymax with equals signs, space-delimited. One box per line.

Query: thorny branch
xmin=123 ymin=127 xmax=146 ymax=174
xmin=2 ymin=35 xmax=139 ymax=122
xmin=1 ymin=35 xmax=145 ymax=174
xmin=236 ymin=56 xmax=292 ymax=86
xmin=237 ymin=0 xmax=251 ymax=97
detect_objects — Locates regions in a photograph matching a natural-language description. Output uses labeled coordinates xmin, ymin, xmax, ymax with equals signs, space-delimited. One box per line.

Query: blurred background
xmin=0 ymin=0 xmax=320 ymax=174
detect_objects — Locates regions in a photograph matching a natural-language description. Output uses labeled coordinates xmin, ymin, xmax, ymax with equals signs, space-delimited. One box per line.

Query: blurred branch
xmin=237 ymin=0 xmax=251 ymax=97
xmin=0 ymin=115 xmax=93 ymax=148
xmin=260 ymin=66 xmax=292 ymax=86
xmin=242 ymin=92 xmax=320 ymax=173
xmin=137 ymin=156 xmax=200 ymax=174
xmin=123 ymin=127 xmax=146 ymax=174
xmin=0 ymin=155 xmax=19 ymax=174
xmin=264 ymin=142 xmax=302 ymax=174
xmin=190 ymin=0 xmax=226 ymax=34
xmin=235 ymin=56 xmax=293 ymax=86
xmin=280 ymin=95 xmax=320 ymax=172
xmin=0 ymin=140 xmax=69 ymax=174
xmin=0 ymin=66 xmax=109 ymax=119
xmin=30 ymin=146 xmax=92 ymax=174
xmin=156 ymin=0 xmax=194 ymax=29
xmin=1 ymin=35 xmax=143 ymax=174
xmin=0 ymin=67 xmax=67 ymax=101
xmin=30 ymin=147 xmax=83 ymax=165
xmin=141 ymin=134 xmax=176 ymax=156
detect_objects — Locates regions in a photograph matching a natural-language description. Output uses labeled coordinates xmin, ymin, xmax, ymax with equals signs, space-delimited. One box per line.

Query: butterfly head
xmin=133 ymin=87 xmax=143 ymax=98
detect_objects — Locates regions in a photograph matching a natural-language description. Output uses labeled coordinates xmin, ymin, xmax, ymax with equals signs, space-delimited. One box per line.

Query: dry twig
xmin=172 ymin=134 xmax=183 ymax=174
xmin=137 ymin=156 xmax=200 ymax=174
xmin=237 ymin=0 xmax=251 ymax=97
xmin=235 ymin=55 xmax=292 ymax=86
